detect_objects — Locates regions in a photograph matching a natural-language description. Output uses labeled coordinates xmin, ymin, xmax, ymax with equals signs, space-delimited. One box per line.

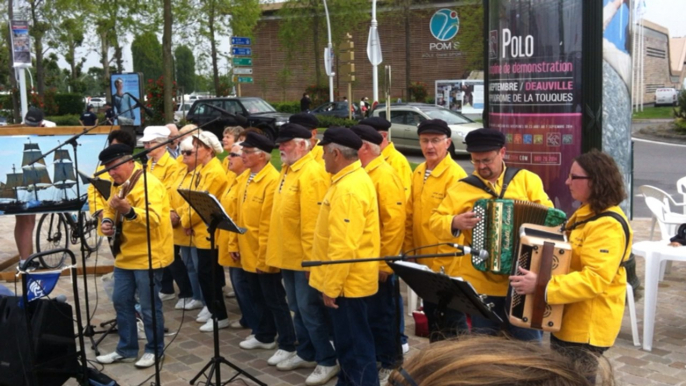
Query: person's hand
xmin=509 ymin=267 xmax=537 ymax=295
xmin=379 ymin=271 xmax=390 ymax=283
xmin=451 ymin=211 xmax=481 ymax=231
xmin=669 ymin=241 xmax=682 ymax=247
xmin=101 ymin=221 xmax=115 ymax=236
xmin=109 ymin=195 xmax=131 ymax=214
xmin=323 ymin=294 xmax=338 ymax=309
xmin=184 ymin=227 xmax=193 ymax=236
xmin=230 ymin=252 xmax=240 ymax=262
xmin=170 ymin=211 xmax=180 ymax=227
xmin=305 ymin=271 xmax=310 ymax=280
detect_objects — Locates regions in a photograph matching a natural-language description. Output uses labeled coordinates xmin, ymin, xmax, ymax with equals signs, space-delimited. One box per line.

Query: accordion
xmin=507 ymin=224 xmax=572 ymax=332
xmin=471 ymin=199 xmax=566 ymax=275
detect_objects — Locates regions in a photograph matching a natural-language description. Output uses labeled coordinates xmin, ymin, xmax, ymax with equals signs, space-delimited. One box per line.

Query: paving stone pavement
xmin=1 ymin=216 xmax=686 ymax=385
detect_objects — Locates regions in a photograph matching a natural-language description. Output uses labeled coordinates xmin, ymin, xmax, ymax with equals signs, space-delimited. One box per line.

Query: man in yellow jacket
xmin=430 ymin=128 xmax=553 ymax=341
xmin=309 ymin=127 xmax=380 ymax=386
xmin=403 ymin=119 xmax=468 ymax=342
xmin=230 ymin=132 xmax=297 ymax=366
xmin=351 ymin=124 xmax=406 ymax=384
xmin=289 ymin=113 xmax=324 ymax=167
xmin=265 ymin=123 xmax=338 ymax=385
xmin=142 ymin=125 xmax=197 ymax=310
xmin=360 ymin=117 xmax=412 ymax=200
xmin=95 ymin=144 xmax=173 ymax=369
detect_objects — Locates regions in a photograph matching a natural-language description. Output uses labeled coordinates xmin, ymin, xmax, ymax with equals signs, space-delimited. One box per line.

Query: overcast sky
xmin=70 ymin=0 xmax=686 ymax=88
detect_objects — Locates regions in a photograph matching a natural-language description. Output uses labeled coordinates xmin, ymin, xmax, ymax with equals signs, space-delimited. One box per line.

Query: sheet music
xmin=177 ymin=188 xmax=246 ymax=234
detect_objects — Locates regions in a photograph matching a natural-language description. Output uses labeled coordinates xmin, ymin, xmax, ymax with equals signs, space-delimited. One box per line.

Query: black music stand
xmin=177 ymin=189 xmax=265 ymax=386
xmin=388 ymin=261 xmax=503 ymax=325
xmin=78 ymin=170 xmax=111 ymax=200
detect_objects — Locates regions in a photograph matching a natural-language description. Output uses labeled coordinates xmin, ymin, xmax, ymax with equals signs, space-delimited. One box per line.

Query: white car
xmin=655 ymin=88 xmax=678 ymax=107
xmin=88 ymin=97 xmax=106 ymax=109
xmin=371 ymin=103 xmax=482 ymax=157
xmin=174 ymin=103 xmax=193 ymax=123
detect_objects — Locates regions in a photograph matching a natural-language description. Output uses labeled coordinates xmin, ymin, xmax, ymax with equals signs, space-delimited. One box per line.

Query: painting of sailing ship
xmin=0 ymin=134 xmax=109 ymax=215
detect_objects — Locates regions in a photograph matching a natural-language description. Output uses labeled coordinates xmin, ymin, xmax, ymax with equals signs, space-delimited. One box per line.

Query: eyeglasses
xmin=568 ymin=174 xmax=590 ymax=180
xmin=181 ymin=150 xmax=195 ymax=156
xmin=242 ymin=149 xmax=260 ymax=155
xmin=229 ymin=152 xmax=242 ymax=158
xmin=471 ymin=157 xmax=496 ymax=166
xmin=419 ymin=137 xmax=447 ymax=146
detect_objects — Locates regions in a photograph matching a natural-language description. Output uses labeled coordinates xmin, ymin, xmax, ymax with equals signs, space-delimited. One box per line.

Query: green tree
xmin=453 ymin=4 xmax=483 ymax=71
xmin=162 ymin=0 xmax=174 ymax=123
xmin=131 ymin=31 xmax=163 ymax=82
xmin=49 ymin=18 xmax=86 ymax=84
xmin=175 ymin=45 xmax=195 ymax=93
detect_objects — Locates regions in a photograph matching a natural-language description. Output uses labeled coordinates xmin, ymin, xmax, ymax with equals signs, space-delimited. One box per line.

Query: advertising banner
xmin=10 ymin=20 xmax=31 ymax=66
xmin=110 ymin=73 xmax=143 ymax=127
xmin=487 ymin=0 xmax=583 ymax=213
xmin=435 ymin=80 xmax=484 ymax=117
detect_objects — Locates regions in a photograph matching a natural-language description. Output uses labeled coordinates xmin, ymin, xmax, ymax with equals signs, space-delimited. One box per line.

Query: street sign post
xmin=232 ymin=47 xmax=252 ymax=56
xmin=233 ymin=57 xmax=253 ymax=66
xmin=233 ymin=68 xmax=253 ymax=75
xmin=231 ymin=37 xmax=251 ymax=46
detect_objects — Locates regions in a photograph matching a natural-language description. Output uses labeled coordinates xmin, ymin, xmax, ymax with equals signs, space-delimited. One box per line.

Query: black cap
xmin=99 ymin=144 xmax=133 ymax=164
xmin=241 ymin=131 xmax=274 ymax=154
xmin=24 ymin=106 xmax=44 ymax=127
xmin=417 ymin=119 xmax=451 ymax=136
xmin=359 ymin=117 xmax=391 ymax=132
xmin=275 ymin=123 xmax=312 ymax=144
xmin=289 ymin=113 xmax=319 ymax=130
xmin=465 ymin=128 xmax=505 ymax=153
xmin=319 ymin=126 xmax=362 ymax=150
xmin=350 ymin=124 xmax=383 ymax=146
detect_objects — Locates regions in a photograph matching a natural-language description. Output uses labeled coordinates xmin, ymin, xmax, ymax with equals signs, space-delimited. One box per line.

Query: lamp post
xmin=323 ymin=0 xmax=334 ymax=102
xmin=367 ymin=0 xmax=383 ymax=104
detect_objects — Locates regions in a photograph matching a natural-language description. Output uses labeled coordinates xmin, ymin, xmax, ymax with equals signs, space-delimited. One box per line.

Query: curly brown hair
xmin=574 ymin=149 xmax=626 ymax=213
xmin=389 ymin=336 xmax=614 ymax=386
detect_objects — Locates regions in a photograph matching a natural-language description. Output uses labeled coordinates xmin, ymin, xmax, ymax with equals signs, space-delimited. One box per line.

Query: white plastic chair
xmin=677 ymin=176 xmax=686 ymax=215
xmin=639 ymin=185 xmax=686 ymax=240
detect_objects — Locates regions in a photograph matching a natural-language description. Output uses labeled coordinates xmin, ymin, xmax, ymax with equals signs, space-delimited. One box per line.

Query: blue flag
xmin=24 ymin=270 xmax=62 ymax=303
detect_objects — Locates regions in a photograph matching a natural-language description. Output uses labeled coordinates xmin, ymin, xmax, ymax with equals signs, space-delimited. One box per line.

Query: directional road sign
xmin=232 ymin=47 xmax=252 ymax=56
xmin=238 ymin=77 xmax=254 ymax=83
xmin=231 ymin=37 xmax=251 ymax=46
xmin=233 ymin=68 xmax=253 ymax=75
xmin=233 ymin=57 xmax=253 ymax=66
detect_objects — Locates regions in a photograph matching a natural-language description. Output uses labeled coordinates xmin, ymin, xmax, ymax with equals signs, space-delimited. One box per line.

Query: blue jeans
xmin=180 ymin=246 xmax=203 ymax=303
xmin=469 ymin=295 xmax=542 ymax=342
xmin=160 ymin=245 xmax=193 ymax=298
xmin=245 ymin=271 xmax=296 ymax=351
xmin=423 ymin=299 xmax=469 ymax=342
xmin=282 ymin=270 xmax=336 ymax=366
xmin=112 ymin=267 xmax=165 ymax=357
xmin=329 ymin=297 xmax=379 ymax=386
xmin=367 ymin=275 xmax=401 ymax=368
xmin=229 ymin=267 xmax=259 ymax=333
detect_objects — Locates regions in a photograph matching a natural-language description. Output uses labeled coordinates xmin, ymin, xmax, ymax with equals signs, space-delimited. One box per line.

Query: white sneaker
xmin=277 ymin=355 xmax=316 ymax=371
xmin=239 ymin=336 xmax=277 ymax=350
xmin=306 ymin=364 xmax=340 ymax=385
xmin=200 ymin=318 xmax=229 ymax=332
xmin=229 ymin=319 xmax=246 ymax=329
xmin=96 ymin=351 xmax=136 ymax=364
xmin=135 ymin=352 xmax=164 ymax=368
xmin=402 ymin=343 xmax=410 ymax=354
xmin=267 ymin=349 xmax=296 ymax=366
xmin=182 ymin=299 xmax=203 ymax=310
xmin=379 ymin=368 xmax=393 ymax=385
xmin=225 ymin=290 xmax=236 ymax=298
xmin=196 ymin=306 xmax=211 ymax=323
xmin=158 ymin=292 xmax=175 ymax=302
xmin=137 ymin=318 xmax=145 ymax=340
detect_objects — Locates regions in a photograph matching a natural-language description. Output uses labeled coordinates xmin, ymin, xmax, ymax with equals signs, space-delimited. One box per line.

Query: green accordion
xmin=471 ymin=199 xmax=567 ymax=275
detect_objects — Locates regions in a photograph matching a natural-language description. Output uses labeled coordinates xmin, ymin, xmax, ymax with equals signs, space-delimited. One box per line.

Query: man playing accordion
xmin=429 ymin=128 xmax=553 ymax=341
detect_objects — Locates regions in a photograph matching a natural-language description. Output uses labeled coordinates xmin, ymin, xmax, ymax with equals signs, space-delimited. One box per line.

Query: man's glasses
xmin=419 ymin=137 xmax=447 ymax=146
xmin=470 ymin=157 xmax=495 ymax=166
xmin=229 ymin=152 xmax=242 ymax=158
xmin=181 ymin=150 xmax=195 ymax=156
xmin=568 ymin=174 xmax=590 ymax=180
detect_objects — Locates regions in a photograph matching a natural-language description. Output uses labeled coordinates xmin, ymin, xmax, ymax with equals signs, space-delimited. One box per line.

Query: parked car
xmin=655 ymin=88 xmax=678 ymax=106
xmin=88 ymin=97 xmax=106 ymax=109
xmin=185 ymin=97 xmax=290 ymax=140
xmin=371 ymin=103 xmax=482 ymax=157
xmin=174 ymin=102 xmax=193 ymax=123
xmin=310 ymin=101 xmax=363 ymax=120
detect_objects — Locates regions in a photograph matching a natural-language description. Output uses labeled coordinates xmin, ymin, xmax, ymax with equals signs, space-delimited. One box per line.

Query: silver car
xmin=371 ymin=103 xmax=482 ymax=157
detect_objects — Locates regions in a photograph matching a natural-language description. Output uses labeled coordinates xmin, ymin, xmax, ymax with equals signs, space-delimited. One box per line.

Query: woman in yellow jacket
xmin=176 ymin=131 xmax=230 ymax=332
xmin=510 ymin=149 xmax=632 ymax=379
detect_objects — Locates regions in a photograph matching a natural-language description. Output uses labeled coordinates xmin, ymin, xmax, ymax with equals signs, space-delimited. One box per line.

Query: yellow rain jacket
xmin=218 ymin=170 xmax=249 ymax=268
xmin=549 ymin=204 xmax=632 ymax=347
xmin=309 ymin=161 xmax=380 ymax=298
xmin=148 ymin=151 xmax=183 ymax=198
xmin=266 ymin=152 xmax=330 ymax=271
xmin=170 ymin=169 xmax=194 ymax=247
xmin=310 ymin=140 xmax=325 ymax=167
xmin=430 ymin=166 xmax=552 ymax=295
xmin=382 ymin=142 xmax=412 ymax=200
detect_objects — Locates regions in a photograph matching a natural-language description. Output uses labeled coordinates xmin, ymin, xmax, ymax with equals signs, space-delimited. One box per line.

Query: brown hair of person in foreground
xmin=388 ymin=335 xmax=614 ymax=386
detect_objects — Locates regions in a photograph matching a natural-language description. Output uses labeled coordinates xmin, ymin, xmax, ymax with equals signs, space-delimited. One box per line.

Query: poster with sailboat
xmin=0 ymin=134 xmax=109 ymax=215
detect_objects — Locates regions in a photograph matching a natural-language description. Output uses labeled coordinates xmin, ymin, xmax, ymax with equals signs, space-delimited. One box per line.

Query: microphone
xmin=450 ymin=243 xmax=489 ymax=260
xmin=125 ymin=92 xmax=154 ymax=117
xmin=202 ymin=102 xmax=249 ymax=126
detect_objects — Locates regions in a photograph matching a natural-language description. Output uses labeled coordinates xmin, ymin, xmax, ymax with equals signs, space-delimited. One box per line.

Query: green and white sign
xmin=237 ymin=77 xmax=254 ymax=83
xmin=233 ymin=57 xmax=253 ymax=66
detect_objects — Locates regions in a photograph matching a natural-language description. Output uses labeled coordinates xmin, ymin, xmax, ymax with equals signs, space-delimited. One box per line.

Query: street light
xmin=367 ymin=0 xmax=383 ymax=104
xmin=323 ymin=0 xmax=334 ymax=102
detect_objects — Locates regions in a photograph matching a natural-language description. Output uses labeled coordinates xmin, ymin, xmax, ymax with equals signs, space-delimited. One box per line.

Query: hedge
xmin=54 ymin=93 xmax=86 ymax=115
xmin=271 ymin=101 xmax=300 ymax=114
xmin=314 ymin=115 xmax=359 ymax=128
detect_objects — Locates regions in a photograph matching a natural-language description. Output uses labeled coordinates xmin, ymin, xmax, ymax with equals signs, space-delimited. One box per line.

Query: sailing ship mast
xmin=53 ymin=149 xmax=76 ymax=200
xmin=21 ymin=140 xmax=52 ymax=201
xmin=0 ymin=164 xmax=22 ymax=199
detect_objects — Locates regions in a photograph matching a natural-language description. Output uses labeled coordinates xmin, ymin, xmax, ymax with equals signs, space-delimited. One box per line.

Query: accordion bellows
xmin=471 ymin=199 xmax=567 ymax=275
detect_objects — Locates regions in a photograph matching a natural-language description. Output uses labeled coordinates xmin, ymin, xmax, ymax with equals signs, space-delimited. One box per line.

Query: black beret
xmin=465 ymin=128 xmax=505 ymax=153
xmin=417 ymin=119 xmax=451 ymax=137
xmin=241 ymin=131 xmax=274 ymax=154
xmin=24 ymin=106 xmax=44 ymax=127
xmin=350 ymin=124 xmax=383 ymax=146
xmin=289 ymin=113 xmax=319 ymax=130
xmin=275 ymin=123 xmax=312 ymax=144
xmin=99 ymin=144 xmax=133 ymax=164
xmin=359 ymin=117 xmax=391 ymax=131
xmin=319 ymin=126 xmax=362 ymax=150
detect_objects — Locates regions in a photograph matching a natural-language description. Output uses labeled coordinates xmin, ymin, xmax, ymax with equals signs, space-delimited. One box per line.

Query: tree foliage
xmin=131 ymin=31 xmax=163 ymax=83
xmin=175 ymin=45 xmax=196 ymax=93
xmin=453 ymin=4 xmax=484 ymax=72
